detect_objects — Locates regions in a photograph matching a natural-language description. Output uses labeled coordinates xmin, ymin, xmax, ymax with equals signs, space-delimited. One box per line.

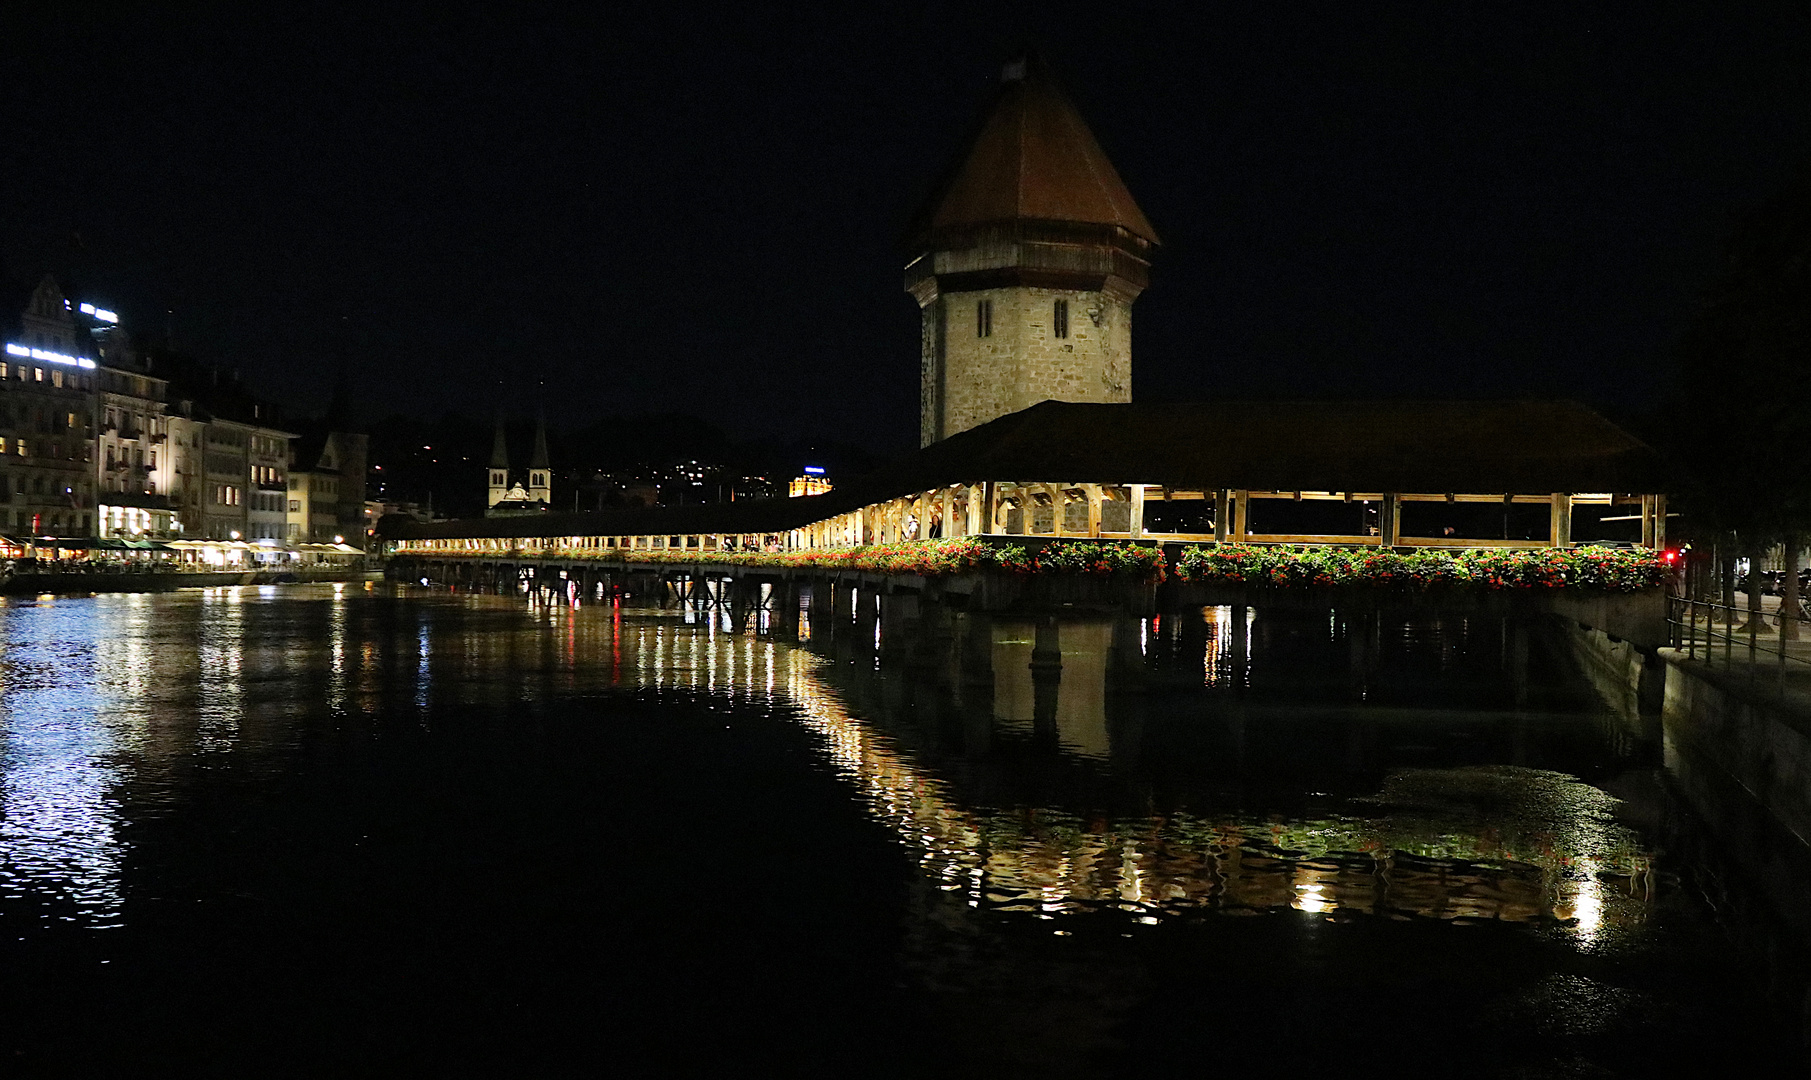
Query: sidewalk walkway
xmin=1668 ymin=600 xmax=1811 ymax=720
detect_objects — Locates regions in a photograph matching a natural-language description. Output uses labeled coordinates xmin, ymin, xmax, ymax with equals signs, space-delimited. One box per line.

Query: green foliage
xmin=452 ymin=537 xmax=1664 ymax=591
xmin=612 ymin=538 xmax=1166 ymax=579
xmin=1173 ymin=543 xmax=1666 ymax=592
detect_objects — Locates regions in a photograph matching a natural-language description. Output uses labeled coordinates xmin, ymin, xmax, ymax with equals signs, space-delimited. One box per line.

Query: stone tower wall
xmin=920 ymin=285 xmax=1133 ymax=445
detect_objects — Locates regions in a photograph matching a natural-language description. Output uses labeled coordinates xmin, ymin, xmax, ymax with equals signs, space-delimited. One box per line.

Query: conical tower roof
xmin=906 ymin=53 xmax=1158 ymax=248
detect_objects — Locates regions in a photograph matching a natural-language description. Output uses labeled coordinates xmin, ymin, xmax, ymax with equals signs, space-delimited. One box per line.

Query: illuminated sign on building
xmin=4 ymin=344 xmax=96 ymax=370
xmin=803 ymin=466 xmax=825 ymax=475
xmin=77 ymin=303 xmax=119 ymax=324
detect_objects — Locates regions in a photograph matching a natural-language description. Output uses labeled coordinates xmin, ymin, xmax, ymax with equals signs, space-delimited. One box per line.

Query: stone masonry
xmin=921 ymin=284 xmax=1132 ymax=444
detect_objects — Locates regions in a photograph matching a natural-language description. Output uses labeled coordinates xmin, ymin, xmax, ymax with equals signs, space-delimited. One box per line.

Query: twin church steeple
xmin=485 ymin=416 xmax=551 ymax=516
xmin=906 ymin=52 xmax=1157 ymax=446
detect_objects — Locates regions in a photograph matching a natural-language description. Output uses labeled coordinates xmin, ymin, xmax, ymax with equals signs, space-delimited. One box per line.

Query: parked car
xmin=1733 ymin=569 xmax=1810 ymax=596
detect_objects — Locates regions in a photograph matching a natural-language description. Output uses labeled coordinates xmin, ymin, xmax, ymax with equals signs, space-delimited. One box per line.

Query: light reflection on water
xmin=0 ymin=599 xmax=129 ymax=927
xmin=0 ymin=585 xmax=1663 ymax=946
xmin=513 ymin=595 xmax=1656 ymax=941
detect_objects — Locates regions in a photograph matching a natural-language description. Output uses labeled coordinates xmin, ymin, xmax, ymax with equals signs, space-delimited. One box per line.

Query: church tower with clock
xmin=905 ymin=53 xmax=1158 ymax=447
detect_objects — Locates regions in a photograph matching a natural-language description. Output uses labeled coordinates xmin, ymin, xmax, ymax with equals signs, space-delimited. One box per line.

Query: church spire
xmin=527 ymin=415 xmax=551 ymax=505
xmin=489 ymin=417 xmax=509 ymax=471
xmin=529 ymin=415 xmax=550 ymax=472
xmin=486 ymin=417 xmax=510 ymax=510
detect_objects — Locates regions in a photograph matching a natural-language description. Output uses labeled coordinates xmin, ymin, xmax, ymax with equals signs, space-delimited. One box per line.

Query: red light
xmin=1662 ymin=549 xmax=1680 ymax=564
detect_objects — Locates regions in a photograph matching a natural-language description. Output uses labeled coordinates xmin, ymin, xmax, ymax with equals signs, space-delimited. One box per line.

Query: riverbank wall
xmin=1656 ymin=654 xmax=1811 ymax=851
xmin=1561 ymin=615 xmax=1811 ymax=944
xmin=0 ymin=568 xmax=379 ymax=596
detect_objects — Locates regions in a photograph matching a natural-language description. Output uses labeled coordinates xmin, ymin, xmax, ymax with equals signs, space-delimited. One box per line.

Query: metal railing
xmin=1668 ymin=593 xmax=1811 ymax=690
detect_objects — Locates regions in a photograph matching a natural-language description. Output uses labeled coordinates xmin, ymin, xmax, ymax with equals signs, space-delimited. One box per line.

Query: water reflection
xmin=0 ymin=582 xmax=1793 ymax=1075
xmin=0 ymin=584 xmax=394 ymax=931
xmin=0 ymin=585 xmax=1685 ymax=949
xmin=439 ymin=589 xmax=1662 ymax=941
xmin=0 ymin=600 xmax=128 ymax=927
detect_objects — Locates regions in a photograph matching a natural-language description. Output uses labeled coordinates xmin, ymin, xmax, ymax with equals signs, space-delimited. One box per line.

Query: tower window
xmin=976 ymin=298 xmax=992 ymax=338
xmin=1053 ymin=299 xmax=1069 ymax=339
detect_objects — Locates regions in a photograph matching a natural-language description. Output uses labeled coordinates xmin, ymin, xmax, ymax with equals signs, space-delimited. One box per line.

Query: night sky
xmin=7 ymin=4 xmax=1809 ymax=452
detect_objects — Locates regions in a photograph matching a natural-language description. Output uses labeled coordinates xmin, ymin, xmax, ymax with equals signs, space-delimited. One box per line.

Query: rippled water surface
xmin=0 ymin=584 xmax=1800 ymax=1076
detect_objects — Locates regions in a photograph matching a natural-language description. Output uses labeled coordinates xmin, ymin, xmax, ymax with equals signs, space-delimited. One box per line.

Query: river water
xmin=0 ymin=583 xmax=1801 ymax=1076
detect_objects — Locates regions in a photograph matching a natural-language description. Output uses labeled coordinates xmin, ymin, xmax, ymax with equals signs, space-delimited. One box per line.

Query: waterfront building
xmin=199 ymin=418 xmax=251 ymax=540
xmin=788 ymin=469 xmax=832 ymax=497
xmin=0 ymin=276 xmax=98 ymax=537
xmin=92 ymin=335 xmax=179 ymax=538
xmin=222 ymin=420 xmax=294 ymax=542
xmin=906 ymin=53 xmax=1156 ymax=447
xmin=289 ymin=428 xmax=369 ymax=545
xmin=143 ymin=362 xmax=297 ymax=542
xmin=165 ymin=409 xmax=208 ymax=537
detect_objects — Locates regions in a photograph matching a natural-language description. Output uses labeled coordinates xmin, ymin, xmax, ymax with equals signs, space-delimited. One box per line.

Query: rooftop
xmin=904 ymin=54 xmax=1157 ymax=249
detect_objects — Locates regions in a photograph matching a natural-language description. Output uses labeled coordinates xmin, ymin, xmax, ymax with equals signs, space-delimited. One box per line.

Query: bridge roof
xmin=381 ymin=400 xmax=1660 ymax=543
xmin=860 ymin=399 xmax=1661 ymax=497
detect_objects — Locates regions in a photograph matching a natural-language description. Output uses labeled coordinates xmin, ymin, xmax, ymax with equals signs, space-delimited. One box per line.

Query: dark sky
xmin=6 ymin=4 xmax=1809 ymax=452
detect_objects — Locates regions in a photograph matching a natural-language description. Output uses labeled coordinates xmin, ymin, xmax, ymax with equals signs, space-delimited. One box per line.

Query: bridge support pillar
xmin=806 ymin=580 xmax=830 ymax=639
xmin=1509 ymin=618 xmax=1530 ymax=709
xmin=854 ymin=585 xmax=878 ymax=654
xmin=880 ymin=591 xmax=917 ymax=664
xmin=1030 ymin=618 xmax=1063 ymax=749
xmin=1230 ymin=604 xmax=1249 ymax=689
xmin=773 ymin=579 xmax=801 ymax=638
xmin=1108 ymin=613 xmax=1147 ymax=692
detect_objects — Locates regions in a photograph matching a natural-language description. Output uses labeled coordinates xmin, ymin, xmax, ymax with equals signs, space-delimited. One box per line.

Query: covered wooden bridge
xmin=381 ymin=398 xmax=1665 ymax=561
